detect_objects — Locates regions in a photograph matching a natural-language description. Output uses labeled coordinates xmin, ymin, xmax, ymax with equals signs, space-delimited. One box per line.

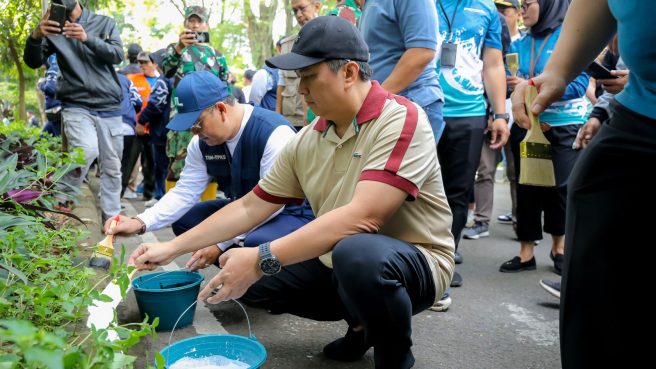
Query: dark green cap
xmin=185 ymin=6 xmax=209 ymax=23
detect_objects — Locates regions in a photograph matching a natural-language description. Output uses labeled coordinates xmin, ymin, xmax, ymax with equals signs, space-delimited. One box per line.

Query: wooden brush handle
xmin=107 ymin=219 xmax=117 ymax=245
xmin=506 ymin=53 xmax=519 ymax=77
xmin=524 ymin=84 xmax=549 ymax=143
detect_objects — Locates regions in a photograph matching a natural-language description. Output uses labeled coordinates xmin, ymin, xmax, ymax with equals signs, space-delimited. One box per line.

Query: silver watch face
xmin=260 ymin=258 xmax=281 ymax=275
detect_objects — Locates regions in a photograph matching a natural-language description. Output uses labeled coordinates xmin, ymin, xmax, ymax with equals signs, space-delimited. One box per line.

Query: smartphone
xmin=194 ymin=31 xmax=210 ymax=44
xmin=585 ymin=61 xmax=618 ymax=80
xmin=48 ymin=3 xmax=66 ymax=32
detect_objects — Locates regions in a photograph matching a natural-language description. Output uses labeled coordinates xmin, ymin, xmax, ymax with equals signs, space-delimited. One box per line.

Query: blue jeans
xmin=423 ymin=100 xmax=445 ymax=144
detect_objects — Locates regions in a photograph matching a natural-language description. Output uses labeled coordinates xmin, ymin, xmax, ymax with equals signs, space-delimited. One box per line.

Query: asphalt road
xmin=115 ymin=182 xmax=561 ymax=369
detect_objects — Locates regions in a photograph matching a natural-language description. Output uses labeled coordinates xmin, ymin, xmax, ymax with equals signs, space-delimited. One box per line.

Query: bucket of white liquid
xmin=157 ymin=296 xmax=266 ymax=369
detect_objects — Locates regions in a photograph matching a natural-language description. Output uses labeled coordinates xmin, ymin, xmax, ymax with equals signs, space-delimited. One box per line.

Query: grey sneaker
xmin=539 ymin=279 xmax=561 ymax=299
xmin=463 ymin=222 xmax=490 ymax=239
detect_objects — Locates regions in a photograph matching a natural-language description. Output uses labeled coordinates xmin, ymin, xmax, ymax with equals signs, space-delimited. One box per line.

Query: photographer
xmin=161 ymin=6 xmax=229 ymax=87
xmin=23 ymin=0 xmax=124 ymax=223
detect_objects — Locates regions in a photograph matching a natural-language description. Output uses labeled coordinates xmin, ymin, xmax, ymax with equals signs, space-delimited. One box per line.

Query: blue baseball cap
xmin=166 ymin=71 xmax=230 ymax=131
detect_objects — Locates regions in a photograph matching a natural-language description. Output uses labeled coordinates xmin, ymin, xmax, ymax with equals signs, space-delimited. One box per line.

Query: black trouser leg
xmin=561 ymin=103 xmax=656 ymax=369
xmin=120 ymin=135 xmax=139 ymax=197
xmin=139 ymin=135 xmax=155 ymax=200
xmin=242 ymin=234 xmax=435 ymax=369
xmin=437 ymin=116 xmax=487 ymax=248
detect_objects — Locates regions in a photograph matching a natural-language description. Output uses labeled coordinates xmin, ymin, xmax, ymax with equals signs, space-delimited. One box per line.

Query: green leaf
xmin=0 ymin=154 xmax=18 ymax=173
xmin=0 ymin=262 xmax=29 ymax=284
xmin=96 ymin=293 xmax=114 ymax=302
xmin=0 ymin=355 xmax=19 ymax=369
xmin=109 ymin=353 xmax=136 ymax=369
xmin=0 ymin=319 xmax=37 ymax=337
xmin=62 ymin=351 xmax=81 ymax=369
xmin=23 ymin=347 xmax=64 ymax=369
xmin=0 ymin=213 xmax=36 ymax=232
xmin=155 ymin=352 xmax=166 ymax=369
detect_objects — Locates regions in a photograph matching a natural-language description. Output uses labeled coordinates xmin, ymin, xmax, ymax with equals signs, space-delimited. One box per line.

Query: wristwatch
xmin=258 ymin=242 xmax=281 ymax=276
xmin=493 ymin=113 xmax=510 ymax=122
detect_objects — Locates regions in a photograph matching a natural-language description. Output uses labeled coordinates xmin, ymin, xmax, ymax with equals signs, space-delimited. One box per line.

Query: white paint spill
xmin=503 ymin=303 xmax=558 ymax=346
xmin=169 ymin=355 xmax=249 ymax=369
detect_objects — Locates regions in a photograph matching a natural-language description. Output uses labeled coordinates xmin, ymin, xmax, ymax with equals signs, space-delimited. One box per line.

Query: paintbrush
xmin=86 ymin=268 xmax=139 ymax=341
xmin=519 ymin=81 xmax=556 ymax=187
xmin=506 ymin=53 xmax=519 ymax=77
xmin=89 ymin=215 xmax=120 ymax=269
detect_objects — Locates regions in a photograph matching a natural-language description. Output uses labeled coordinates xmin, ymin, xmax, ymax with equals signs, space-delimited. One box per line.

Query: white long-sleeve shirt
xmin=138 ymin=104 xmax=296 ymax=249
xmin=248 ymin=69 xmax=274 ymax=106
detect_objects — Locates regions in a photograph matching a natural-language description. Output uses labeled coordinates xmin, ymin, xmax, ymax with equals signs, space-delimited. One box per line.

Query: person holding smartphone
xmin=161 ymin=6 xmax=229 ymax=88
xmin=24 ymin=0 xmax=125 ymax=224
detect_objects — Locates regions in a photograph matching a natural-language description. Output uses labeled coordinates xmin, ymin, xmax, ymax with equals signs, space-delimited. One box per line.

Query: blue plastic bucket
xmin=159 ymin=334 xmax=267 ymax=369
xmin=132 ymin=271 xmax=204 ymax=331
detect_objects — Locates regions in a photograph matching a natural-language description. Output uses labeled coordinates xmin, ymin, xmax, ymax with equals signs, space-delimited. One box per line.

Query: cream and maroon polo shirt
xmin=254 ymin=81 xmax=455 ymax=302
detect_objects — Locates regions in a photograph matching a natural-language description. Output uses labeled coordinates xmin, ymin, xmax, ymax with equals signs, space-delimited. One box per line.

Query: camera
xmin=194 ymin=31 xmax=210 ymax=44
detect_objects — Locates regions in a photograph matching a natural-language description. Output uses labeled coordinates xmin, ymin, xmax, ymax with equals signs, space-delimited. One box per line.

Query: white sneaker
xmin=144 ymin=198 xmax=158 ymax=207
xmin=429 ymin=296 xmax=452 ymax=312
xmin=123 ymin=188 xmax=138 ymax=199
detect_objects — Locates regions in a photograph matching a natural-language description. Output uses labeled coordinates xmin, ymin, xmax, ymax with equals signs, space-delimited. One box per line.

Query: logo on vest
xmin=205 ymin=154 xmax=227 ymax=161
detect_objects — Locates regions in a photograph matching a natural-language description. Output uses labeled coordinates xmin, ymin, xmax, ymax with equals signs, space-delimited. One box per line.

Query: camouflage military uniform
xmin=161 ymin=6 xmax=231 ymax=181
xmin=327 ymin=0 xmax=362 ymax=26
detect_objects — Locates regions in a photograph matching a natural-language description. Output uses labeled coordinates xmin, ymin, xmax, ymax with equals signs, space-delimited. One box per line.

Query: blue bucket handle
xmin=166 ymin=292 xmax=256 ymax=365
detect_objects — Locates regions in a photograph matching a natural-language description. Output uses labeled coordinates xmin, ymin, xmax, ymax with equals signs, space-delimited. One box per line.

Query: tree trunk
xmin=282 ymin=0 xmax=294 ymax=36
xmin=8 ymin=38 xmax=26 ymax=121
xmin=36 ymin=70 xmax=46 ymax=126
xmin=243 ymin=0 xmax=278 ymax=68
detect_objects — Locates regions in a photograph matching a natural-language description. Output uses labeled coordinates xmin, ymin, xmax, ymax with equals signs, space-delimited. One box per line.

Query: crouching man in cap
xmin=110 ymin=71 xmax=313 ymax=269
xmin=129 ymin=16 xmax=454 ymax=369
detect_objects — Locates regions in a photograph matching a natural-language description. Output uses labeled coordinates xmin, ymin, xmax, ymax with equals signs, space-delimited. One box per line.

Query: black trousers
xmin=510 ymin=124 xmax=580 ymax=241
xmin=121 ymin=134 xmax=154 ymax=200
xmin=241 ymin=234 xmax=436 ymax=369
xmin=561 ymin=102 xmax=656 ymax=369
xmin=437 ymin=116 xmax=487 ymax=248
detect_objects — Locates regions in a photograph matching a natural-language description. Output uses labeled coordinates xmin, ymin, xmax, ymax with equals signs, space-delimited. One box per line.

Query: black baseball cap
xmin=127 ymin=43 xmax=142 ymax=58
xmin=265 ymin=16 xmax=369 ymax=71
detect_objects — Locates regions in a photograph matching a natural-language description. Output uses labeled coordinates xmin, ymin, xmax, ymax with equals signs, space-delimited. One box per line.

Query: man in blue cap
xmin=106 ymin=71 xmax=313 ymax=270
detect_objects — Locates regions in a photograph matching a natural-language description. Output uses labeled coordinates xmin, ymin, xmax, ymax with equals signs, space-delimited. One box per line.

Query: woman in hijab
xmin=499 ymin=0 xmax=589 ymax=275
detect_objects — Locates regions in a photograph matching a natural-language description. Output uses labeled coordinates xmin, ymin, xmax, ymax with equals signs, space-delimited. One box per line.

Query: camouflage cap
xmin=184 ymin=6 xmax=209 ymax=23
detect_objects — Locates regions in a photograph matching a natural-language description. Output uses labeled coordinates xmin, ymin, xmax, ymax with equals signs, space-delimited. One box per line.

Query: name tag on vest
xmin=205 ymin=154 xmax=227 ymax=161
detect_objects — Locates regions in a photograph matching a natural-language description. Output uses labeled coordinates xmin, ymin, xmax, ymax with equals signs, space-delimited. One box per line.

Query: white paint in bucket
xmin=169 ymin=355 xmax=249 ymax=369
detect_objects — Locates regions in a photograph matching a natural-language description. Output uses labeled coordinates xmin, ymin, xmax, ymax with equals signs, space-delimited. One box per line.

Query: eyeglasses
xmin=191 ymin=105 xmax=214 ymax=133
xmin=292 ymin=3 xmax=310 ymax=14
xmin=521 ymin=0 xmax=537 ymax=12
xmin=138 ymin=60 xmax=151 ymax=64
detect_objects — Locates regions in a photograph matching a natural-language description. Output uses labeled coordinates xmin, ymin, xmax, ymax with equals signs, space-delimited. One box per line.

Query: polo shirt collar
xmin=314 ymin=80 xmax=390 ymax=133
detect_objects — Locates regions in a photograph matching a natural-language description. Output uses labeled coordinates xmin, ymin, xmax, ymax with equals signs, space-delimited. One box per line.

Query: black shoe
xmin=499 ymin=256 xmax=536 ymax=273
xmin=323 ymin=327 xmax=371 ymax=362
xmin=450 ymin=271 xmax=463 ymax=287
xmin=454 ymin=251 xmax=463 ymax=264
xmin=551 ymin=252 xmax=564 ymax=275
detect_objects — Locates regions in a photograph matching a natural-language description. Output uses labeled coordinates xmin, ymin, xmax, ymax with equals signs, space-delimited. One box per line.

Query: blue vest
xmin=198 ymin=107 xmax=313 ymax=219
xmin=260 ymin=66 xmax=279 ymax=112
